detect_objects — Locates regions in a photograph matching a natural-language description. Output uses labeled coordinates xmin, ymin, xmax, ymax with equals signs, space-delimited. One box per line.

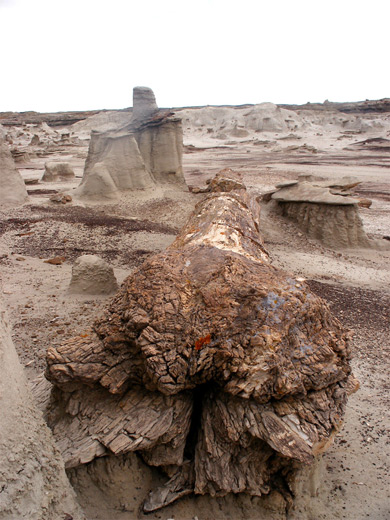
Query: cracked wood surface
xmin=45 ymin=169 xmax=357 ymax=511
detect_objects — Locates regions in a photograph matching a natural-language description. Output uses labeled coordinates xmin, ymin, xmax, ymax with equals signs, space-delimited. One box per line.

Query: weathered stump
xmin=45 ymin=169 xmax=357 ymax=512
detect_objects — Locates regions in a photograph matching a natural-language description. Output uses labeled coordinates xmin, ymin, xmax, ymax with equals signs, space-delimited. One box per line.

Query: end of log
xmin=44 ymin=169 xmax=357 ymax=511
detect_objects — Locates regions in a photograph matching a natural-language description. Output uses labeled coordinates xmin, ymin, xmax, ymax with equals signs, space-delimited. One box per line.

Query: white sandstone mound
xmin=268 ymin=176 xmax=372 ymax=248
xmin=0 ymin=295 xmax=84 ymax=520
xmin=299 ymin=110 xmax=385 ymax=133
xmin=69 ymin=255 xmax=118 ymax=295
xmin=0 ymin=129 xmax=28 ymax=207
xmin=42 ymin=161 xmax=75 ymax=182
xmin=176 ymin=102 xmax=304 ymax=139
xmin=76 ymin=86 xmax=186 ymax=199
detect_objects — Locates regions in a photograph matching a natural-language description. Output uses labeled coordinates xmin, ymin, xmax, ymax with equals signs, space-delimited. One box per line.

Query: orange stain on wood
xmin=195 ymin=334 xmax=211 ymax=350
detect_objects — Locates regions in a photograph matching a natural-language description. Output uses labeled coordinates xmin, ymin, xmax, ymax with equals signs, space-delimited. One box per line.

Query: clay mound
xmin=76 ymin=87 xmax=186 ymax=199
xmin=45 ymin=171 xmax=357 ymax=512
xmin=0 ymin=295 xmax=84 ymax=520
xmin=269 ymin=176 xmax=372 ymax=248
xmin=0 ymin=129 xmax=28 ymax=207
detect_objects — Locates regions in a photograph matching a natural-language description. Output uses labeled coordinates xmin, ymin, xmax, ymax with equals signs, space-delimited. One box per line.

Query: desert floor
xmin=0 ymin=105 xmax=389 ymax=519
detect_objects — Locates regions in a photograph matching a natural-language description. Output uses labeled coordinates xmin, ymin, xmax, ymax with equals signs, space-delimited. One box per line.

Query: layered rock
xmin=45 ymin=170 xmax=357 ymax=512
xmin=0 ymin=129 xmax=28 ymax=207
xmin=76 ymin=87 xmax=186 ymax=199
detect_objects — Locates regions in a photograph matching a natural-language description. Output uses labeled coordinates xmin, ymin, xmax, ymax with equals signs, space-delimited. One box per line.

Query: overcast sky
xmin=0 ymin=0 xmax=388 ymax=112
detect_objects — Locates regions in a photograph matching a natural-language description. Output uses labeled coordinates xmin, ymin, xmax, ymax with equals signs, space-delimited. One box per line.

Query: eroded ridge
xmin=45 ymin=169 xmax=358 ymax=511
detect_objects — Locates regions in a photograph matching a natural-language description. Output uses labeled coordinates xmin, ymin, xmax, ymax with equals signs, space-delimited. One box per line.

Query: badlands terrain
xmin=0 ymin=98 xmax=389 ymax=519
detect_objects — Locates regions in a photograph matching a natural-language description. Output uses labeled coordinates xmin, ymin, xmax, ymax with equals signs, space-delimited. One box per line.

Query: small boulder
xmin=50 ymin=193 xmax=72 ymax=204
xmin=44 ymin=256 xmax=67 ymax=265
xmin=69 ymin=255 xmax=118 ymax=295
xmin=43 ymin=162 xmax=75 ymax=182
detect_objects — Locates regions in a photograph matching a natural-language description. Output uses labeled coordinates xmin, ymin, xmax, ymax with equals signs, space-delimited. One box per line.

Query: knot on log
xmin=45 ymin=170 xmax=357 ymax=511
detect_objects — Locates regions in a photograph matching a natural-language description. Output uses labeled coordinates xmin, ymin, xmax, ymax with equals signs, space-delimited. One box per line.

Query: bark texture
xmin=45 ymin=169 xmax=357 ymax=511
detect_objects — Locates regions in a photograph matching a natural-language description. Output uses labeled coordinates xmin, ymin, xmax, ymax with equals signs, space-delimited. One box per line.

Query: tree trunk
xmin=45 ymin=169 xmax=358 ymax=512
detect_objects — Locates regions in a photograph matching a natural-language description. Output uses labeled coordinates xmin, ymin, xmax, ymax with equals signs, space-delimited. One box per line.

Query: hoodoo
xmin=45 ymin=170 xmax=357 ymax=512
xmin=0 ymin=129 xmax=28 ymax=207
xmin=76 ymin=86 xmax=186 ymax=199
xmin=266 ymin=175 xmax=373 ymax=248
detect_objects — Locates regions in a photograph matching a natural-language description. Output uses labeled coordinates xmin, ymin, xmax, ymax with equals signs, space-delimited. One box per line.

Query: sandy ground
xmin=0 ymin=105 xmax=389 ymax=519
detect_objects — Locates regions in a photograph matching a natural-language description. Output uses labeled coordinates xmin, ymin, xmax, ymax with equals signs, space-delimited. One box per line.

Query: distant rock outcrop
xmin=76 ymin=87 xmax=186 ymax=199
xmin=0 ymin=129 xmax=28 ymax=207
xmin=42 ymin=161 xmax=75 ymax=182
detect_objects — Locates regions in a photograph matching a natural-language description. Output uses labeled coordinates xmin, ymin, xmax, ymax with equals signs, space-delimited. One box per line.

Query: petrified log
xmin=45 ymin=169 xmax=357 ymax=512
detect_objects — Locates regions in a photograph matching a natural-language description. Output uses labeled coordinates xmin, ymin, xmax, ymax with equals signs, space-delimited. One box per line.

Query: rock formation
xmin=69 ymin=255 xmax=118 ymax=295
xmin=0 ymin=129 xmax=28 ymax=207
xmin=45 ymin=170 xmax=357 ymax=512
xmin=0 ymin=295 xmax=84 ymax=520
xmin=42 ymin=161 xmax=75 ymax=182
xmin=11 ymin=148 xmax=31 ymax=164
xmin=131 ymin=86 xmax=159 ymax=123
xmin=177 ymin=102 xmax=303 ymax=138
xmin=266 ymin=175 xmax=372 ymax=248
xmin=30 ymin=134 xmax=41 ymax=146
xmin=76 ymin=87 xmax=186 ymax=199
